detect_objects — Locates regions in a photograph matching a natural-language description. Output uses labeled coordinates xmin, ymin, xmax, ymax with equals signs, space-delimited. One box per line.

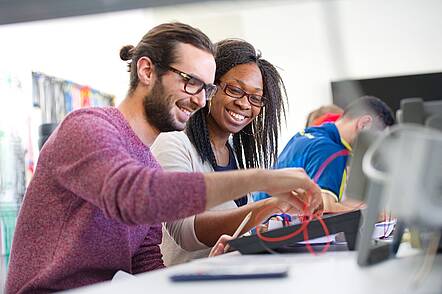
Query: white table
xmin=69 ymin=243 xmax=442 ymax=294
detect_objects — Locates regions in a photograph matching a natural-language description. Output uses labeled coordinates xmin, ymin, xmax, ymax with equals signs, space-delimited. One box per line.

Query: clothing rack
xmin=0 ymin=72 xmax=115 ymax=261
xmin=32 ymin=72 xmax=115 ymax=124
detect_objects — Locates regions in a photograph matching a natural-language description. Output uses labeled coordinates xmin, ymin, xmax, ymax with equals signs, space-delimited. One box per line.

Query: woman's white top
xmin=151 ymin=131 xmax=251 ymax=266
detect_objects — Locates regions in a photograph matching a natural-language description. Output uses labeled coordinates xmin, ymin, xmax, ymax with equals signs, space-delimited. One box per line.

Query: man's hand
xmin=204 ymin=167 xmax=322 ymax=212
xmin=263 ymin=168 xmax=323 ymax=214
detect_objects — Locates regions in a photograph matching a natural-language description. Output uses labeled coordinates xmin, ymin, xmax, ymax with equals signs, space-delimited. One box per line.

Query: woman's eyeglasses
xmin=218 ymin=81 xmax=267 ymax=107
xmin=166 ymin=66 xmax=217 ymax=101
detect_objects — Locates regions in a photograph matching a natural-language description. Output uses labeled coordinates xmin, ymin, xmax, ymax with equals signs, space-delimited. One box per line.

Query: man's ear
xmin=357 ymin=115 xmax=373 ymax=131
xmin=137 ymin=56 xmax=156 ymax=86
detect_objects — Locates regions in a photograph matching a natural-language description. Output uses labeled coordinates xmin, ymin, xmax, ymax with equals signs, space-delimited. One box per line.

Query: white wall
xmin=151 ymin=0 xmax=442 ymax=147
xmin=1 ymin=0 xmax=442 ymax=149
xmin=0 ymin=9 xmax=156 ymax=102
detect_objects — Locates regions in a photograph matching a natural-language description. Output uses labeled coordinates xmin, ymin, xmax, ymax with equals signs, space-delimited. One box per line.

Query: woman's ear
xmin=137 ymin=56 xmax=155 ymax=86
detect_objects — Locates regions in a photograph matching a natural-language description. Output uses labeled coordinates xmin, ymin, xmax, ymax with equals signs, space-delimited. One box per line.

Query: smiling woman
xmin=151 ymin=39 xmax=289 ymax=266
xmin=208 ymin=63 xmax=263 ymax=137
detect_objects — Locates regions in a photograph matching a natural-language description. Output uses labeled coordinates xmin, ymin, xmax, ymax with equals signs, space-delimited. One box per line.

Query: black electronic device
xmin=229 ymin=209 xmax=362 ymax=255
xmin=331 ymin=72 xmax=442 ymax=113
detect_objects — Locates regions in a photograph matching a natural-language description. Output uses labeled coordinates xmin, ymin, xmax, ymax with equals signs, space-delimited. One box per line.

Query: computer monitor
xmin=347 ymin=98 xmax=442 ymax=266
xmin=344 ymin=129 xmax=391 ymax=266
xmin=331 ymin=72 xmax=442 ymax=113
xmin=395 ymin=98 xmax=442 ymax=253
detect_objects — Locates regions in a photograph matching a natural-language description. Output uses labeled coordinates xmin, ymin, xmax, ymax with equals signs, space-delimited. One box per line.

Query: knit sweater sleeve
xmin=51 ymin=110 xmax=206 ymax=225
xmin=151 ymin=132 xmax=208 ymax=251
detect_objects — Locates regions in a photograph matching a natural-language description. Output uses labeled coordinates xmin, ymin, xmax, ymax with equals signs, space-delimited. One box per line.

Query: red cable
xmin=313 ymin=149 xmax=350 ymax=183
xmin=303 ymin=213 xmax=332 ymax=255
xmin=255 ymin=148 xmax=350 ymax=255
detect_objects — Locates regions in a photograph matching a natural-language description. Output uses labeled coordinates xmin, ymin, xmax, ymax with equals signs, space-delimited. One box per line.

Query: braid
xmin=260 ymin=59 xmax=287 ymax=168
xmin=187 ymin=107 xmax=217 ymax=167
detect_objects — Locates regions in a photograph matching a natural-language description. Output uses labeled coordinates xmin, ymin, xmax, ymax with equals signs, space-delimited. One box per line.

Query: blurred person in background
xmin=254 ymin=96 xmax=394 ymax=213
xmin=306 ymin=104 xmax=343 ymax=127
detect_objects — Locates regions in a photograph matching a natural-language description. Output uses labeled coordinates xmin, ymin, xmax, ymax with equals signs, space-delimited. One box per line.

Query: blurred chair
xmin=396 ymin=97 xmax=442 ymax=130
xmin=38 ymin=123 xmax=58 ymax=151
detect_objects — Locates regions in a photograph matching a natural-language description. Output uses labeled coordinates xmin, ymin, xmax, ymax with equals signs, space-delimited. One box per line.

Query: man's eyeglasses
xmin=218 ymin=81 xmax=267 ymax=107
xmin=166 ymin=66 xmax=217 ymax=101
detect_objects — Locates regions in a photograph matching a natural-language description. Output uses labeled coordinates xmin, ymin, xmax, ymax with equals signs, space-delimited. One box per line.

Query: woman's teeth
xmin=228 ymin=110 xmax=245 ymax=121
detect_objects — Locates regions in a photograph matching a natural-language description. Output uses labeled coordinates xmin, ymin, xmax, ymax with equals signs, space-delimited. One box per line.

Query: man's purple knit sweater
xmin=6 ymin=107 xmax=206 ymax=293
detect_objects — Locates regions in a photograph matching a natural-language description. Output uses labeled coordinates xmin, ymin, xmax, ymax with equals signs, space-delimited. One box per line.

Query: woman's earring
xmin=208 ymin=98 xmax=212 ymax=114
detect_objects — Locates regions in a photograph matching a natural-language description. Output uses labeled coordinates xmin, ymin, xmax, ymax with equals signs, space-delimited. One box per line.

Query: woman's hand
xmin=209 ymin=234 xmax=234 ymax=257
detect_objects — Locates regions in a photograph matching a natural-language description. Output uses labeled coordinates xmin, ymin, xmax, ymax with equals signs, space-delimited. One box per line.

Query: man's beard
xmin=143 ymin=79 xmax=180 ymax=132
